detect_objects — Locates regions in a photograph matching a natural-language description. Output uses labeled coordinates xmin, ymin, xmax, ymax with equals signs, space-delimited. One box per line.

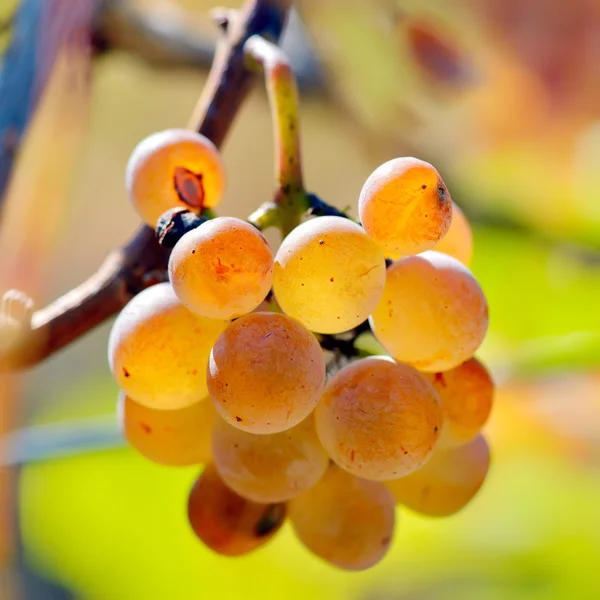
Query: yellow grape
xmin=358 ymin=157 xmax=452 ymax=256
xmin=169 ymin=217 xmax=274 ymax=320
xmin=288 ymin=465 xmax=395 ymax=571
xmin=423 ymin=357 xmax=494 ymax=447
xmin=432 ymin=202 xmax=473 ymax=266
xmin=386 ymin=434 xmax=490 ymax=517
xmin=108 ymin=282 xmax=227 ymax=410
xmin=370 ymin=251 xmax=488 ymax=372
xmin=187 ymin=464 xmax=286 ymax=557
xmin=389 ymin=201 xmax=473 ymax=266
xmin=273 ymin=216 xmax=386 ymax=334
xmin=207 ymin=312 xmax=325 ymax=434
xmin=117 ymin=392 xmax=216 ymax=466
xmin=125 ymin=129 xmax=226 ymax=227
xmin=315 ymin=356 xmax=442 ymax=480
xmin=212 ymin=414 xmax=329 ymax=503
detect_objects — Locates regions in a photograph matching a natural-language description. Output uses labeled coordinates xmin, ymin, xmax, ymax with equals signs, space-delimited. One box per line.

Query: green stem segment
xmin=244 ymin=35 xmax=308 ymax=236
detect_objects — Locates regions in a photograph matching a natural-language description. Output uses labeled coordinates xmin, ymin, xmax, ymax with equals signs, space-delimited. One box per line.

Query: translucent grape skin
xmin=169 ymin=217 xmax=274 ymax=320
xmin=273 ymin=216 xmax=386 ymax=334
xmin=212 ymin=414 xmax=329 ymax=503
xmin=315 ymin=356 xmax=443 ymax=480
xmin=432 ymin=202 xmax=473 ymax=266
xmin=423 ymin=357 xmax=494 ymax=448
xmin=370 ymin=251 xmax=488 ymax=372
xmin=117 ymin=392 xmax=216 ymax=466
xmin=288 ymin=465 xmax=396 ymax=571
xmin=386 ymin=434 xmax=490 ymax=517
xmin=207 ymin=312 xmax=326 ymax=434
xmin=108 ymin=282 xmax=228 ymax=410
xmin=358 ymin=157 xmax=452 ymax=256
xmin=125 ymin=129 xmax=226 ymax=227
xmin=187 ymin=464 xmax=286 ymax=557
xmin=389 ymin=201 xmax=473 ymax=266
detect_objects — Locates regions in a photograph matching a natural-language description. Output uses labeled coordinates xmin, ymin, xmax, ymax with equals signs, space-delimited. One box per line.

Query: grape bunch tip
xmin=108 ymin=128 xmax=493 ymax=571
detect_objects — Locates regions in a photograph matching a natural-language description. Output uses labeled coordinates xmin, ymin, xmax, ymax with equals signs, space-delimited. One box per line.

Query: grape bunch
xmin=108 ymin=129 xmax=493 ymax=571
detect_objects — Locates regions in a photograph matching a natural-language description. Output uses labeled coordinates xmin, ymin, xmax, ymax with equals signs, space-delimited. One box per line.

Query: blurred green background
xmin=2 ymin=0 xmax=600 ymax=598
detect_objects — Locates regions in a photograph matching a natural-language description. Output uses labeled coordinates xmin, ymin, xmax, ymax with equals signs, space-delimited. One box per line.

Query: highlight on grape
xmin=108 ymin=127 xmax=493 ymax=571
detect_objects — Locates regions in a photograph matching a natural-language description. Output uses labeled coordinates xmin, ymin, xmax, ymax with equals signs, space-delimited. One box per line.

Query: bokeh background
xmin=1 ymin=0 xmax=600 ymax=598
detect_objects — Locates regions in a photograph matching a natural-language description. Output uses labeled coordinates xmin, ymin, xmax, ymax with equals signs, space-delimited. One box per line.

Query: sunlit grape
xmin=315 ymin=356 xmax=442 ymax=480
xmin=389 ymin=201 xmax=473 ymax=265
xmin=117 ymin=392 xmax=216 ymax=466
xmin=289 ymin=465 xmax=395 ymax=571
xmin=370 ymin=251 xmax=488 ymax=372
xmin=423 ymin=357 xmax=494 ymax=447
xmin=207 ymin=312 xmax=325 ymax=434
xmin=273 ymin=216 xmax=386 ymax=334
xmin=386 ymin=435 xmax=490 ymax=517
xmin=187 ymin=464 xmax=286 ymax=556
xmin=108 ymin=282 xmax=228 ymax=409
xmin=125 ymin=129 xmax=226 ymax=227
xmin=431 ymin=202 xmax=473 ymax=265
xmin=169 ymin=217 xmax=274 ymax=320
xmin=358 ymin=157 xmax=452 ymax=256
xmin=212 ymin=414 xmax=329 ymax=503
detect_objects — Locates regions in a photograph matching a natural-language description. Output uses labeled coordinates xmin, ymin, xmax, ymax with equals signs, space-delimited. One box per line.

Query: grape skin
xmin=289 ymin=465 xmax=396 ymax=571
xmin=358 ymin=157 xmax=452 ymax=256
xmin=212 ymin=414 xmax=329 ymax=503
xmin=273 ymin=216 xmax=386 ymax=334
xmin=386 ymin=435 xmax=490 ymax=517
xmin=188 ymin=464 xmax=286 ymax=557
xmin=125 ymin=129 xmax=226 ymax=227
xmin=370 ymin=251 xmax=488 ymax=372
xmin=315 ymin=356 xmax=443 ymax=480
xmin=432 ymin=202 xmax=473 ymax=266
xmin=169 ymin=217 xmax=274 ymax=320
xmin=117 ymin=393 xmax=216 ymax=466
xmin=108 ymin=282 xmax=228 ymax=410
xmin=389 ymin=201 xmax=473 ymax=266
xmin=423 ymin=357 xmax=494 ymax=448
xmin=207 ymin=312 xmax=326 ymax=434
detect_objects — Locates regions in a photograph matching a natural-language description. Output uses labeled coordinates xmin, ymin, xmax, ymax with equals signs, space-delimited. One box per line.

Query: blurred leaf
xmin=403 ymin=18 xmax=476 ymax=88
xmin=471 ymin=224 xmax=600 ymax=372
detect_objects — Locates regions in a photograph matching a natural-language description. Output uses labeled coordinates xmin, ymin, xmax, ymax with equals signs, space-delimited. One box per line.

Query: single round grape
xmin=207 ymin=312 xmax=325 ymax=434
xmin=126 ymin=129 xmax=226 ymax=227
xmin=108 ymin=283 xmax=228 ymax=409
xmin=358 ymin=157 xmax=452 ymax=256
xmin=386 ymin=434 xmax=490 ymax=517
xmin=117 ymin=392 xmax=216 ymax=466
xmin=315 ymin=356 xmax=442 ymax=480
xmin=288 ymin=465 xmax=395 ymax=571
xmin=169 ymin=217 xmax=274 ymax=320
xmin=423 ymin=357 xmax=494 ymax=447
xmin=212 ymin=414 xmax=329 ymax=503
xmin=273 ymin=216 xmax=386 ymax=334
xmin=431 ymin=202 xmax=473 ymax=266
xmin=370 ymin=251 xmax=488 ymax=372
xmin=187 ymin=464 xmax=286 ymax=556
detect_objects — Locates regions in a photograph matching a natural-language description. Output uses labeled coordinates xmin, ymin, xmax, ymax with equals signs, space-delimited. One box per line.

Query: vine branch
xmin=0 ymin=0 xmax=292 ymax=372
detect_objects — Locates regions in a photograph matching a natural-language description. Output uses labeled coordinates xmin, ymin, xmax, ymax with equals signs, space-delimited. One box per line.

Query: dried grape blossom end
xmin=255 ymin=503 xmax=287 ymax=537
xmin=173 ymin=166 xmax=206 ymax=210
xmin=156 ymin=208 xmax=207 ymax=248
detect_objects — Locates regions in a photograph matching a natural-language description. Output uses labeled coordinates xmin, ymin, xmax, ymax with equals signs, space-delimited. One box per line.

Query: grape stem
xmin=0 ymin=0 xmax=293 ymax=372
xmin=244 ymin=35 xmax=308 ymax=236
